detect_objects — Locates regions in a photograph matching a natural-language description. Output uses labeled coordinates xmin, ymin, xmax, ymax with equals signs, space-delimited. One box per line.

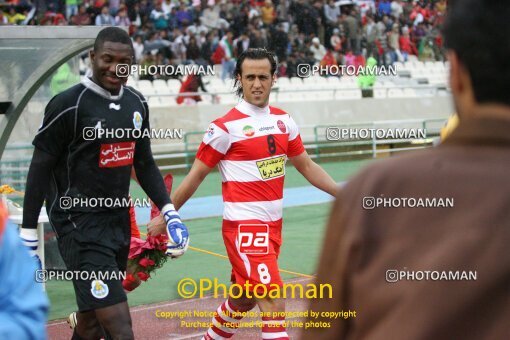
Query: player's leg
xmin=94 ymin=301 xmax=134 ymax=339
xmin=202 ymin=275 xmax=257 ymax=340
xmin=72 ymin=211 xmax=133 ymax=339
xmin=72 ymin=310 xmax=103 ymax=339
xmin=256 ymin=297 xmax=289 ymax=340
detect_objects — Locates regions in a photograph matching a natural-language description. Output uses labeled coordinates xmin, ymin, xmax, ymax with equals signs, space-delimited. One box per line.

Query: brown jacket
xmin=304 ymin=117 xmax=510 ymax=340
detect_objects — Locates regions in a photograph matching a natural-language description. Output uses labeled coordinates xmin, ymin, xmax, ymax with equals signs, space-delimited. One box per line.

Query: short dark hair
xmin=94 ymin=27 xmax=133 ymax=53
xmin=233 ymin=48 xmax=277 ymax=97
xmin=443 ymin=0 xmax=510 ymax=106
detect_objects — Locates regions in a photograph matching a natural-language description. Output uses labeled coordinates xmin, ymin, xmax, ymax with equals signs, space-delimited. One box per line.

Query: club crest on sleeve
xmin=133 ymin=111 xmax=143 ymax=130
xmin=206 ymin=124 xmax=215 ymax=137
xmin=90 ymin=280 xmax=109 ymax=299
xmin=277 ymin=120 xmax=286 ymax=133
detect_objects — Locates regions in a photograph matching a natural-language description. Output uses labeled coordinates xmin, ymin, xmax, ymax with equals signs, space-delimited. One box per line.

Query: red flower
xmin=137 ymin=271 xmax=150 ymax=281
xmin=122 ymin=273 xmax=141 ymax=291
xmin=139 ymin=257 xmax=155 ymax=268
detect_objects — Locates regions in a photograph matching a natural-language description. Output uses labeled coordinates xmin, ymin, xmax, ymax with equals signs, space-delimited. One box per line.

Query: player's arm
xmin=289 ymin=151 xmax=338 ymax=197
xmin=133 ymin=102 xmax=189 ymax=257
xmin=172 ymin=159 xmax=213 ymax=210
xmin=22 ymin=94 xmax=72 ymax=267
xmin=21 ymin=148 xmax=60 ymax=267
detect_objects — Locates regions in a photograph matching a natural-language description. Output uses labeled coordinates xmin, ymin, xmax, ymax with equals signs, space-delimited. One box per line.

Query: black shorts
xmin=55 ymin=210 xmax=131 ymax=312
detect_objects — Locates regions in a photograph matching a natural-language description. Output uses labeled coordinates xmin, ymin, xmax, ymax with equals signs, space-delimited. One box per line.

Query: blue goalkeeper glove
xmin=161 ymin=204 xmax=189 ymax=258
xmin=20 ymin=228 xmax=42 ymax=270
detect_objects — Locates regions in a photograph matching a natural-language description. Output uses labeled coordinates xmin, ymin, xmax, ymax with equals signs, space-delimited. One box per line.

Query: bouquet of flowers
xmin=122 ymin=234 xmax=169 ymax=292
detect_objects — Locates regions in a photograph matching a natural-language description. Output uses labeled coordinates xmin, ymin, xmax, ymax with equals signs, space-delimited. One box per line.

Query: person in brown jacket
xmin=304 ymin=1 xmax=510 ymax=339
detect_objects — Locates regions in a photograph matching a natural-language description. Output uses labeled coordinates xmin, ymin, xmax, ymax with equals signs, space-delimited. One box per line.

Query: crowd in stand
xmin=1 ymin=0 xmax=447 ymax=80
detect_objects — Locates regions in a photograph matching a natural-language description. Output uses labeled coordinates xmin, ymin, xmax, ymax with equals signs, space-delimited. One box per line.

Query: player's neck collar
xmin=82 ymin=77 xmax=124 ymax=101
xmin=236 ymin=100 xmax=270 ymax=117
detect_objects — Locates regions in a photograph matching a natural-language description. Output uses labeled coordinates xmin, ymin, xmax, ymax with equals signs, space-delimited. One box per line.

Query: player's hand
xmin=147 ymin=214 xmax=166 ymax=236
xmin=166 ymin=235 xmax=189 ymax=258
xmin=20 ymin=228 xmax=42 ymax=269
xmin=162 ymin=204 xmax=189 ymax=257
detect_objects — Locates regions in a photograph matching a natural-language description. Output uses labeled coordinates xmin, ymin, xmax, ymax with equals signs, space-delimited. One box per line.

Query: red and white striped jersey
xmin=196 ymin=100 xmax=305 ymax=225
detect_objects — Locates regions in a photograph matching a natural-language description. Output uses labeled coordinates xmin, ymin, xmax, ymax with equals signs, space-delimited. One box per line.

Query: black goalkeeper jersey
xmin=33 ymin=77 xmax=151 ymax=214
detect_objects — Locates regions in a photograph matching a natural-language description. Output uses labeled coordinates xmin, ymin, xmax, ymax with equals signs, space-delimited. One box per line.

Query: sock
xmin=261 ymin=315 xmax=289 ymax=340
xmin=202 ymin=299 xmax=252 ymax=340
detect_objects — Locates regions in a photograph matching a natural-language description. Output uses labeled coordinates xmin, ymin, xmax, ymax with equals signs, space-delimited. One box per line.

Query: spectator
xmin=186 ymin=36 xmax=201 ymax=61
xmin=234 ymin=32 xmax=250 ymax=57
xmin=150 ymin=2 xmax=168 ymax=30
xmin=71 ymin=5 xmax=91 ymax=25
xmin=65 ymin=0 xmax=79 ymax=20
xmin=343 ymin=9 xmax=360 ymax=55
xmin=219 ymin=31 xmax=235 ymax=81
xmin=161 ymin=0 xmax=174 ymax=15
xmin=200 ymin=32 xmax=214 ymax=64
xmin=5 ymin=7 xmax=26 ymax=24
xmin=399 ymin=28 xmax=417 ymax=60
xmin=390 ymin=0 xmax=404 ymax=20
xmin=310 ymin=37 xmax=326 ymax=63
xmin=95 ymin=6 xmax=114 ymax=26
xmin=378 ymin=0 xmax=391 ymax=17
xmin=249 ymin=29 xmax=266 ymax=49
xmin=330 ymin=28 xmax=342 ymax=54
xmin=133 ymin=35 xmax=145 ymax=63
xmin=175 ymin=3 xmax=192 ymax=28
xmin=324 ymin=0 xmax=339 ymax=27
xmin=109 ymin=0 xmax=120 ymax=16
xmin=388 ymin=23 xmax=401 ymax=63
xmin=200 ymin=5 xmax=220 ymax=30
xmin=115 ymin=6 xmax=131 ymax=26
xmin=40 ymin=5 xmax=67 ymax=25
xmin=364 ymin=15 xmax=379 ymax=59
xmin=260 ymin=0 xmax=276 ymax=27
xmin=270 ymin=24 xmax=289 ymax=61
xmin=176 ymin=74 xmax=207 ymax=105
xmin=167 ymin=7 xmax=178 ymax=31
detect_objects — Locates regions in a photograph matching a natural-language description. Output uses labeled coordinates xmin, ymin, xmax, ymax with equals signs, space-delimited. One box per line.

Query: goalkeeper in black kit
xmin=20 ymin=27 xmax=189 ymax=340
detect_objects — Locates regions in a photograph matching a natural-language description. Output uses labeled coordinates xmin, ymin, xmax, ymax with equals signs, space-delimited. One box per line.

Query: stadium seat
xmin=125 ymin=77 xmax=137 ymax=88
xmin=334 ymin=89 xmax=362 ymax=100
xmin=167 ymin=79 xmax=181 ymax=91
xmin=147 ymin=96 xmax=161 ymax=107
xmin=402 ymin=88 xmax=417 ymax=97
xmin=137 ymin=80 xmax=156 ymax=96
xmin=373 ymin=88 xmax=387 ymax=98
xmin=277 ymin=77 xmax=290 ymax=85
xmin=387 ymin=88 xmax=404 ymax=98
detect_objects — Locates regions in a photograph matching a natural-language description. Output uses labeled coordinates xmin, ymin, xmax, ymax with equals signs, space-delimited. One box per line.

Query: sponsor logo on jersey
xmin=109 ymin=103 xmax=121 ymax=110
xmin=206 ymin=124 xmax=215 ymax=137
xmin=237 ymin=224 xmax=269 ymax=254
xmin=256 ymin=155 xmax=286 ymax=180
xmin=90 ymin=280 xmax=109 ymax=299
xmin=99 ymin=141 xmax=135 ymax=168
xmin=243 ymin=125 xmax=255 ymax=137
xmin=259 ymin=125 xmax=275 ymax=132
xmin=133 ymin=111 xmax=143 ymax=130
xmin=277 ymin=120 xmax=286 ymax=133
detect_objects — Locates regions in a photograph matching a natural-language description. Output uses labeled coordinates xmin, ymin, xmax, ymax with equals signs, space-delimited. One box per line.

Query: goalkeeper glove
xmin=161 ymin=204 xmax=189 ymax=258
xmin=20 ymin=228 xmax=42 ymax=270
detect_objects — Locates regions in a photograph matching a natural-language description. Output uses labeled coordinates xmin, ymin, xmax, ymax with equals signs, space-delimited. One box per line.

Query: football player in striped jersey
xmin=150 ymin=48 xmax=337 ymax=340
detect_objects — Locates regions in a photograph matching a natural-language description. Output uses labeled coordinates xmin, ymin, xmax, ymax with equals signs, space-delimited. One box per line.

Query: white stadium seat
xmin=334 ymin=89 xmax=362 ymax=100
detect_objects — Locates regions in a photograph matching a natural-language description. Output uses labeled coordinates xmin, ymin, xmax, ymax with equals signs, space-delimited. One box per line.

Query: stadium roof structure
xmin=0 ymin=26 xmax=108 ymax=159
